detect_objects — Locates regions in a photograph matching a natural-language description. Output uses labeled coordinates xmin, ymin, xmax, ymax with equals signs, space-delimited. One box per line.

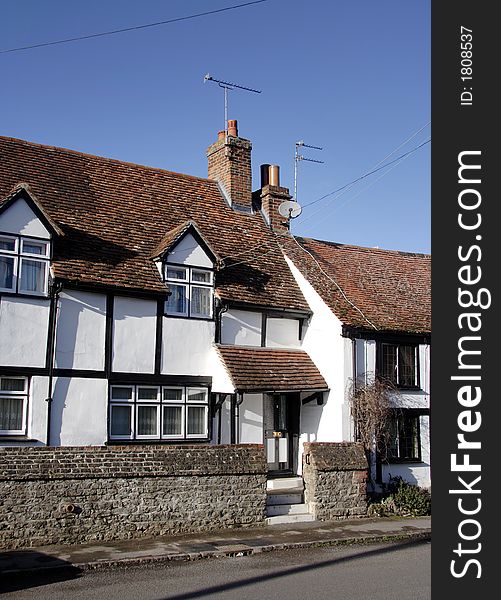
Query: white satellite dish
xmin=278 ymin=200 xmax=302 ymax=219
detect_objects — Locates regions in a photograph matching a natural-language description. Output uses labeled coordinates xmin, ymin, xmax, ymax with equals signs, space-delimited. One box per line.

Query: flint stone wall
xmin=0 ymin=444 xmax=267 ymax=550
xmin=303 ymin=442 xmax=368 ymax=520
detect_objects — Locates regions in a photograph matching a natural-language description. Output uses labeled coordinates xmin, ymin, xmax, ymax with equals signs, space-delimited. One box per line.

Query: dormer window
xmin=164 ymin=265 xmax=214 ymax=318
xmin=0 ymin=234 xmax=50 ymax=295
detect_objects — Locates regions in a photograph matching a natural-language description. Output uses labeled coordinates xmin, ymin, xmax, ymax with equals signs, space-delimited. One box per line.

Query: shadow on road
xmin=160 ymin=537 xmax=430 ymax=600
xmin=0 ymin=551 xmax=82 ymax=594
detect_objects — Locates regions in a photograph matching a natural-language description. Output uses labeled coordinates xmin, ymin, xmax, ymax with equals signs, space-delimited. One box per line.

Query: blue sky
xmin=1 ymin=0 xmax=430 ymax=253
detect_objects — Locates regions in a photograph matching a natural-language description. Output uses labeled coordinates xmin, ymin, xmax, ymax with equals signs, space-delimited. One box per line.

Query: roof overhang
xmin=0 ymin=183 xmax=64 ymax=237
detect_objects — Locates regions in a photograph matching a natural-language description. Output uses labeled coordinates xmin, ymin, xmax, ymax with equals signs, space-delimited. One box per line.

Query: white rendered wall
xmin=285 ymin=257 xmax=347 ymax=456
xmin=0 ymin=198 xmax=51 ymax=238
xmin=239 ymin=393 xmax=263 ymax=444
xmin=162 ymin=318 xmax=212 ymax=375
xmin=265 ymin=317 xmax=300 ymax=348
xmin=166 ymin=233 xmax=213 ymax=268
xmin=112 ymin=297 xmax=156 ymax=373
xmin=55 ymin=291 xmax=106 ymax=370
xmin=50 ymin=377 xmax=108 ymax=445
xmin=0 ymin=297 xmax=50 ymax=367
xmin=221 ymin=309 xmax=261 ymax=346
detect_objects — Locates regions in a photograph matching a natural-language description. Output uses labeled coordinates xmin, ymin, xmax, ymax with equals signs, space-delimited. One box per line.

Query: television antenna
xmin=294 ymin=140 xmax=324 ymax=204
xmin=204 ymin=73 xmax=261 ymax=135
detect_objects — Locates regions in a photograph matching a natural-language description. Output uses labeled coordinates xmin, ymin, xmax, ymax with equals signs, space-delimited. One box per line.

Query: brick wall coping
xmin=303 ymin=442 xmax=367 ymax=471
xmin=0 ymin=444 xmax=267 ymax=482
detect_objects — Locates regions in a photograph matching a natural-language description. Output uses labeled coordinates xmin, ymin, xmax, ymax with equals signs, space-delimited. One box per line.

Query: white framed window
xmin=109 ymin=384 xmax=209 ymax=441
xmin=164 ymin=264 xmax=213 ymax=319
xmin=0 ymin=234 xmax=50 ymax=295
xmin=0 ymin=376 xmax=28 ymax=436
xmin=186 ymin=405 xmax=208 ymax=438
xmin=109 ymin=385 xmax=135 ymax=440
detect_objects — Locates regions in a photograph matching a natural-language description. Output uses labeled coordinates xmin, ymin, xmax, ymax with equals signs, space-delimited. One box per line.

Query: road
xmin=2 ymin=539 xmax=431 ymax=600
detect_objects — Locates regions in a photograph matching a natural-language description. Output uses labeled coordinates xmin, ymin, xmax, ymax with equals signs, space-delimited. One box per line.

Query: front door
xmin=264 ymin=393 xmax=300 ymax=476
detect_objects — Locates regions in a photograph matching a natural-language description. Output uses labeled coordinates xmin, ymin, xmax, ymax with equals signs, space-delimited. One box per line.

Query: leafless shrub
xmin=347 ymin=375 xmax=397 ymax=484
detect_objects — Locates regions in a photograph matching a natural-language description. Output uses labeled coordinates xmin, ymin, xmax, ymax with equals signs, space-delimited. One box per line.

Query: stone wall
xmin=302 ymin=442 xmax=368 ymax=520
xmin=0 ymin=445 xmax=267 ymax=550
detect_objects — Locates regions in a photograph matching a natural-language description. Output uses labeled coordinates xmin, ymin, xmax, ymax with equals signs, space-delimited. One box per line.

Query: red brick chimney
xmin=207 ymin=120 xmax=253 ymax=212
xmin=257 ymin=164 xmax=292 ymax=232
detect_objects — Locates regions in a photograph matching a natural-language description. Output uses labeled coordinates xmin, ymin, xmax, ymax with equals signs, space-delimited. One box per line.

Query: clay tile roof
xmin=216 ymin=345 xmax=328 ymax=392
xmin=0 ymin=136 xmax=308 ymax=311
xmin=282 ymin=236 xmax=430 ymax=334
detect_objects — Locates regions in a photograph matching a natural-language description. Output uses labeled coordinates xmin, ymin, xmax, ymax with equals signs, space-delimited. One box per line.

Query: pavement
xmin=0 ymin=516 xmax=430 ymax=577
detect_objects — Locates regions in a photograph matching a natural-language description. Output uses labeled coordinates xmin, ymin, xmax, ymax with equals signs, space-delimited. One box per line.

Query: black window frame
xmin=384 ymin=408 xmax=425 ymax=463
xmin=378 ymin=342 xmax=420 ymax=390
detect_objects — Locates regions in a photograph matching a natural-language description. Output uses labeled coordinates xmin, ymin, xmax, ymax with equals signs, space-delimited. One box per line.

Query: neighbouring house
xmin=0 ymin=120 xmax=430 ymax=489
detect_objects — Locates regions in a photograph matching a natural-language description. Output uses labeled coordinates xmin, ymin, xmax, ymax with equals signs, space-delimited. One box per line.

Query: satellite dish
xmin=278 ymin=200 xmax=302 ymax=219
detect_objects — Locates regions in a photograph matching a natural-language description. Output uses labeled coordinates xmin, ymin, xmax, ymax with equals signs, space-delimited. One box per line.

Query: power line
xmin=0 ymin=1 xmax=269 ymax=55
xmin=302 ymin=138 xmax=430 ymax=209
xmin=299 ymin=151 xmax=417 ymax=232
xmin=287 ymin=235 xmax=378 ymax=330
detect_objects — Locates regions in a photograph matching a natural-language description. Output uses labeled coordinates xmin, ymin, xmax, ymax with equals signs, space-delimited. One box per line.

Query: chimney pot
xmin=260 ymin=164 xmax=271 ymax=188
xmin=269 ymin=165 xmax=280 ymax=187
xmin=227 ymin=119 xmax=238 ymax=137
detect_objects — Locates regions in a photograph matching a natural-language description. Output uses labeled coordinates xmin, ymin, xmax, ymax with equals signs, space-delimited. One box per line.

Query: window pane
xmin=0 ymin=397 xmax=24 ymax=431
xmin=166 ymin=267 xmax=187 ymax=280
xmin=0 ymin=256 xmax=15 ymax=290
xmin=0 ymin=378 xmax=26 ymax=392
xmin=192 ymin=270 xmax=212 ymax=284
xmin=381 ymin=344 xmax=397 ymax=384
xmin=22 ymin=240 xmax=48 ymax=256
xmin=0 ymin=237 xmax=16 ymax=252
xmin=398 ymin=345 xmax=416 ymax=387
xmin=166 ymin=284 xmax=187 ymax=314
xmin=137 ymin=405 xmax=158 ymax=436
xmin=110 ymin=405 xmax=132 ymax=436
xmin=386 ymin=411 xmax=420 ymax=461
xmin=20 ymin=259 xmax=46 ymax=293
xmin=187 ymin=406 xmax=207 ymax=436
xmin=163 ymin=405 xmax=182 ymax=436
xmin=111 ymin=387 xmax=133 ymax=401
xmin=187 ymin=388 xmax=208 ymax=403
xmin=386 ymin=416 xmax=399 ymax=460
xmin=191 ymin=286 xmax=212 ymax=317
xmin=137 ymin=387 xmax=159 ymax=401
xmin=163 ymin=388 xmax=183 ymax=402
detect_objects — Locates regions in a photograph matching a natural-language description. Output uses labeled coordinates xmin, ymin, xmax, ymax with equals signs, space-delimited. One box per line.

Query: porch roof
xmin=216 ymin=345 xmax=328 ymax=393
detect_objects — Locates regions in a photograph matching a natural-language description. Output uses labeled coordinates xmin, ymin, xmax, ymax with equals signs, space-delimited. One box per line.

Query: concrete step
xmin=266 ymin=477 xmax=303 ymax=492
xmin=266 ymin=513 xmax=316 ymax=525
xmin=266 ymin=492 xmax=304 ymax=506
xmin=266 ymin=502 xmax=311 ymax=517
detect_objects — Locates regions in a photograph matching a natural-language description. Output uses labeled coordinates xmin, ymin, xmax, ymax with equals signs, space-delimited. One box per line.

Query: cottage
xmin=0 ymin=120 xmax=430 ymax=489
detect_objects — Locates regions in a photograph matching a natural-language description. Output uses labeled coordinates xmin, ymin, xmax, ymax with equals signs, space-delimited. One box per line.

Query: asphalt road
xmin=2 ymin=539 xmax=431 ymax=600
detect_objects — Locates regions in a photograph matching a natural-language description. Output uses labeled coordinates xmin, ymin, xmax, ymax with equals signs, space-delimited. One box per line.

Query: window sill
xmin=386 ymin=458 xmax=424 ymax=465
xmin=0 ymin=291 xmax=49 ymax=300
xmin=106 ymin=438 xmax=210 ymax=445
xmin=0 ymin=436 xmax=37 ymax=442
xmin=163 ymin=314 xmax=215 ymax=322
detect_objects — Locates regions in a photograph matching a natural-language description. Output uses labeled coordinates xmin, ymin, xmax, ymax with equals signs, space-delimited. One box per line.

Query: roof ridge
xmin=296 ymin=235 xmax=430 ymax=258
xmin=0 ymin=135 xmax=217 ymax=186
xmin=216 ymin=344 xmax=306 ymax=353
